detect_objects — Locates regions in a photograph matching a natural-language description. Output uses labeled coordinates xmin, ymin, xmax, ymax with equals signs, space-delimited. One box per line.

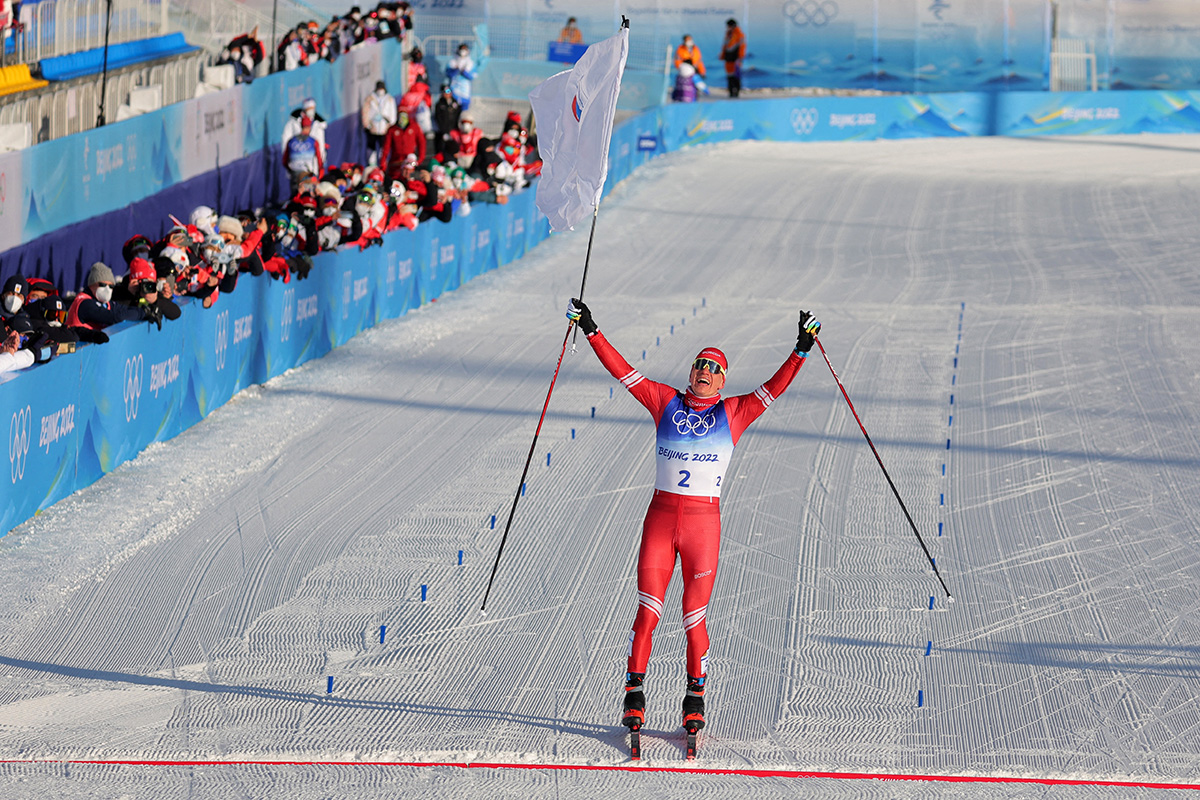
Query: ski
xmin=685 ymin=724 xmax=699 ymax=760
xmin=629 ymin=726 xmax=642 ymax=761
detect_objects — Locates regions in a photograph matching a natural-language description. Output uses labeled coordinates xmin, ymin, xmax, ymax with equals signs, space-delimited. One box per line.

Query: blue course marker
xmin=421 ymin=584 xmax=428 ymax=602
xmin=327 ymin=676 xmax=334 ymax=694
xmin=918 ymin=689 xmax=924 ymax=707
xmin=380 ymin=624 xmax=387 ymax=644
xmin=940 ymin=493 xmax=945 ymax=506
xmin=925 ymin=641 xmax=932 ymax=657
xmin=953 ymin=357 xmax=958 ymax=368
xmin=671 ymin=325 xmax=674 ymax=334
xmin=948 ymin=415 xmax=953 ymax=426
xmin=547 ymin=452 xmax=551 ymax=467
xmin=457 ymin=550 xmax=463 ymax=565
xmin=946 ymin=439 xmax=951 ymax=450
xmin=952 ymin=374 xmax=956 ymax=386
xmin=610 ymin=387 xmax=613 ymax=398
xmin=949 ymin=394 xmax=954 ymax=405
xmin=571 ymin=428 xmax=576 ymax=439
xmin=656 ymin=337 xmax=660 ymax=346
xmin=702 ymin=297 xmax=706 ymax=307
xmin=490 ymin=515 xmax=496 ymax=529
xmin=642 ymin=350 xmax=646 ymax=360
xmin=591 ymin=406 xmax=596 ymax=418
xmin=941 ymin=464 xmax=945 ymax=476
xmin=929 ymin=596 xmax=935 ymax=610
xmin=938 ymin=522 xmax=943 ymax=536
xmin=521 ymin=483 xmax=526 ymax=496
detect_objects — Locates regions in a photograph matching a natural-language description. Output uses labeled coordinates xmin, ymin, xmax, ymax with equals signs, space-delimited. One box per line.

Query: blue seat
xmin=40 ymin=32 xmax=197 ymax=81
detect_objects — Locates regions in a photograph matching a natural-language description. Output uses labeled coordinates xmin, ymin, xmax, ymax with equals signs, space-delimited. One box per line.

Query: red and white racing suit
xmin=586 ymin=331 xmax=806 ymax=681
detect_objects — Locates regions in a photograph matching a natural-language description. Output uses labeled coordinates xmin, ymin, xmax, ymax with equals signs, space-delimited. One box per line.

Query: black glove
xmin=566 ymin=298 xmax=597 ymax=335
xmin=796 ymin=310 xmax=821 ymax=354
xmin=141 ymin=299 xmax=164 ymax=331
xmin=23 ymin=333 xmax=54 ymax=364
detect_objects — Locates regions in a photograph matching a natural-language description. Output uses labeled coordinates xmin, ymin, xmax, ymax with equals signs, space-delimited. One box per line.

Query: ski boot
xmin=622 ymin=672 xmax=646 ymax=760
xmin=682 ymin=674 xmax=705 ymax=759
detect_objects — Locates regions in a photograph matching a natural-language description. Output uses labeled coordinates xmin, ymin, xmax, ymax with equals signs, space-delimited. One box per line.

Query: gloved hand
xmin=796 ymin=310 xmax=821 ymax=355
xmin=566 ymin=298 xmax=597 ymax=335
xmin=140 ymin=299 xmax=164 ymax=331
xmin=22 ymin=332 xmax=54 ymax=364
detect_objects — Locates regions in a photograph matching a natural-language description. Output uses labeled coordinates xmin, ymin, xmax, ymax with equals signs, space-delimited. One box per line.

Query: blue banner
xmin=2 ymin=184 xmax=545 ymax=534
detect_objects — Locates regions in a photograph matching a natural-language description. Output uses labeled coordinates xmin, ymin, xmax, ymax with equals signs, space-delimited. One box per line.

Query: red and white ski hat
xmin=694 ymin=347 xmax=728 ymax=372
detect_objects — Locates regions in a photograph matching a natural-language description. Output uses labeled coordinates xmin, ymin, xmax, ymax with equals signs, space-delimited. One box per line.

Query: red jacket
xmin=381 ymin=121 xmax=427 ymax=177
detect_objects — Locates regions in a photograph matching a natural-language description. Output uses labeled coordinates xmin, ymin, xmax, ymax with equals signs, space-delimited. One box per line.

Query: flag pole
xmin=570 ymin=205 xmax=601 ymax=351
xmin=480 ymin=22 xmax=629 ymax=612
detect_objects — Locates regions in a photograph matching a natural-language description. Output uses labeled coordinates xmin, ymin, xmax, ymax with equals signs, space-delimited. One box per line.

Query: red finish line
xmin=3 ymin=759 xmax=1199 ymax=790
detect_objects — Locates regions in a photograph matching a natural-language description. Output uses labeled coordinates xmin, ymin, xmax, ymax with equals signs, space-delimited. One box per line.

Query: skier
xmin=566 ymin=298 xmax=821 ymax=743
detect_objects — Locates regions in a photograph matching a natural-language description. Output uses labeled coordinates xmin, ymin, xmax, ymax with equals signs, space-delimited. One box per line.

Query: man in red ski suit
xmin=567 ymin=298 xmax=822 ymax=735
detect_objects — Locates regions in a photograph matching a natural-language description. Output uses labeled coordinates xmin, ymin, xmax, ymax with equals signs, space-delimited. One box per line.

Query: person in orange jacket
xmin=558 ymin=16 xmax=583 ymax=44
xmin=674 ymin=34 xmax=705 ymax=79
xmin=720 ymin=18 xmax=746 ymax=98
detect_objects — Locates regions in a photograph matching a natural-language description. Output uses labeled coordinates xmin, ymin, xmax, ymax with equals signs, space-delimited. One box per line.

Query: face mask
xmin=460 ymin=122 xmax=472 ymax=132
xmin=376 ymin=88 xmax=386 ymax=96
xmin=399 ymin=114 xmax=409 ymax=127
xmin=684 ymin=40 xmax=693 ymax=48
xmin=3 ymin=295 xmax=22 ymax=314
xmin=95 ymin=286 xmax=113 ymax=304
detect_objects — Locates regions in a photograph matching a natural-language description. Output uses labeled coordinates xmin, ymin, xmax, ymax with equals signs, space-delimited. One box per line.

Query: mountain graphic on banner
xmin=154 ymin=121 xmax=180 ymax=186
xmin=1131 ymin=103 xmax=1200 ymax=134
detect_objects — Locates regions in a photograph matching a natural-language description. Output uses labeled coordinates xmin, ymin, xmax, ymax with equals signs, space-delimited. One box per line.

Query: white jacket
xmin=361 ymin=91 xmax=398 ymax=136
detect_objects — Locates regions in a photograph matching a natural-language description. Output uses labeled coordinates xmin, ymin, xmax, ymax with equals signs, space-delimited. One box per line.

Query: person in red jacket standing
xmin=566 ymin=298 xmax=821 ymax=738
xmin=381 ymin=109 xmax=427 ymax=183
xmin=721 ymin=18 xmax=746 ymax=98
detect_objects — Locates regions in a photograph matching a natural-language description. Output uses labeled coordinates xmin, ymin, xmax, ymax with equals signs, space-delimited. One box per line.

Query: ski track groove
xmin=4 ymin=137 xmax=1200 ymax=796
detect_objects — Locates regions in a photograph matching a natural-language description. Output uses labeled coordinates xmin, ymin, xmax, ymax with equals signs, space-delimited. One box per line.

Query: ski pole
xmin=814 ymin=336 xmax=953 ymax=600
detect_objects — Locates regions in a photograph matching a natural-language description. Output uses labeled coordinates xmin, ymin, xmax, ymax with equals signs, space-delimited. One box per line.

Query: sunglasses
xmin=692 ymin=358 xmax=724 ymax=375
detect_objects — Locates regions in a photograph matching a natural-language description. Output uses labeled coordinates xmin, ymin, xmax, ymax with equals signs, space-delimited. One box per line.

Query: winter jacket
xmin=361 ymin=90 xmax=398 ymax=136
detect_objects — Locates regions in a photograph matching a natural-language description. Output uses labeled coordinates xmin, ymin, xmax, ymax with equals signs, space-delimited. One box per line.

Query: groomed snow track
xmin=2 ymin=136 xmax=1200 ymax=799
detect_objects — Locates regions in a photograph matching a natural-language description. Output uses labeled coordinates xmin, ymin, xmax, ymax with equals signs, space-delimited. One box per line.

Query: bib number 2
xmin=677 ymin=470 xmax=690 ymax=488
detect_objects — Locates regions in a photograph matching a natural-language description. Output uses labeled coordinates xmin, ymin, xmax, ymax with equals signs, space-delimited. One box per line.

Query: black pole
xmin=270 ymin=0 xmax=280 ymax=72
xmin=96 ymin=0 xmax=114 ymax=127
xmin=480 ymin=207 xmax=601 ymax=613
xmin=814 ymin=337 xmax=953 ymax=599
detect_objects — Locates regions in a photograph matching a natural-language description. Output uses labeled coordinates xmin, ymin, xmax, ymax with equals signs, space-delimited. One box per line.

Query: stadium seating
xmin=39 ymin=32 xmax=197 ymax=82
xmin=0 ymin=63 xmax=49 ymax=96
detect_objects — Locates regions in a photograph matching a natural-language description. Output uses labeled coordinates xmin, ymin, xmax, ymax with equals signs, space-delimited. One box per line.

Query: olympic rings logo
xmin=214 ymin=310 xmax=229 ymax=371
xmin=783 ymin=0 xmax=838 ymax=27
xmin=791 ymin=107 xmax=819 ymax=135
xmin=673 ymin=409 xmax=716 ymax=437
xmin=10 ymin=406 xmax=31 ymax=483
xmin=124 ymin=355 xmax=143 ymax=422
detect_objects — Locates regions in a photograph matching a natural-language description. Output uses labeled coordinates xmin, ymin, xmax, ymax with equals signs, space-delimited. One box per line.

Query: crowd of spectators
xmin=215 ymin=2 xmax=415 ymax=81
xmin=1 ymin=90 xmax=542 ymax=378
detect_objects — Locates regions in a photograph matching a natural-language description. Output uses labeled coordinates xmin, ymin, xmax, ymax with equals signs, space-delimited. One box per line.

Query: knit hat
xmin=217 ymin=215 xmax=245 ymax=238
xmin=129 ymin=256 xmax=156 ymax=283
xmin=86 ymin=262 xmax=115 ymax=287
xmin=2 ymin=274 xmax=27 ymax=296
xmin=694 ymin=347 xmax=728 ymax=372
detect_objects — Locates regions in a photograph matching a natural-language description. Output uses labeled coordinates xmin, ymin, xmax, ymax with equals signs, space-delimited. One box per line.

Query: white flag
xmin=528 ymin=26 xmax=629 ymax=233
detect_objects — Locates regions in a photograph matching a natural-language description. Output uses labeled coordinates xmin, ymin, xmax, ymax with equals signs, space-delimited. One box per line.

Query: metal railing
xmin=167 ymin=0 xmax=308 ymax=64
xmin=14 ymin=0 xmax=166 ymax=63
xmin=0 ymin=47 xmax=204 ymax=141
xmin=1050 ymin=38 xmax=1097 ymax=92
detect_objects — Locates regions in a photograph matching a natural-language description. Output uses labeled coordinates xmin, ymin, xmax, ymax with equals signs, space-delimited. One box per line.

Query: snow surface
xmin=3 ymin=135 xmax=1200 ymax=798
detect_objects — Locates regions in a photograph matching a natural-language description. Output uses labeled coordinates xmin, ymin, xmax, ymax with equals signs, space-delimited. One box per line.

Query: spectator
xmin=281 ymin=24 xmax=312 ymax=71
xmin=433 ymin=83 xmax=462 ymax=157
xmin=381 ymin=109 xmax=426 ymax=182
xmin=408 ymin=46 xmax=428 ymax=87
xmin=1 ymin=274 xmax=30 ymax=332
xmin=0 ymin=329 xmax=40 ymax=375
xmin=673 ymin=60 xmax=698 ymax=103
xmin=674 ymin=34 xmax=705 ymax=79
xmin=66 ymin=262 xmax=151 ymax=344
xmin=449 ymin=111 xmax=482 ymax=170
xmin=24 ymin=295 xmax=77 ymax=354
xmin=24 ymin=277 xmax=59 ymax=303
xmin=399 ymin=76 xmax=433 ymax=148
xmin=446 ymin=43 xmax=476 ymax=111
xmin=218 ymin=43 xmax=255 ymax=84
xmin=284 ymin=117 xmax=323 ymax=196
xmin=558 ymin=17 xmax=583 ymax=44
xmin=115 ymin=234 xmax=180 ymax=327
xmin=721 ymin=18 xmax=746 ymax=98
xmin=362 ymin=80 xmax=398 ymax=166
xmin=283 ymin=98 xmax=328 ymax=161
